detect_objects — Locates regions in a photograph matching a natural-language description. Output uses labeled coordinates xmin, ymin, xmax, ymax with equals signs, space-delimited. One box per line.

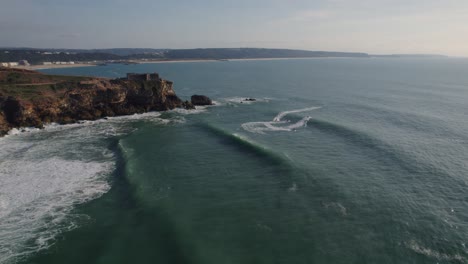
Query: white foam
xmin=0 ymin=105 xmax=204 ymax=262
xmin=223 ymin=97 xmax=270 ymax=105
xmin=288 ymin=182 xmax=298 ymax=192
xmin=241 ymin=106 xmax=320 ymax=134
xmin=2 ymin=111 xmax=187 ymax=140
xmin=273 ymin=107 xmax=321 ymax=122
xmin=407 ymin=240 xmax=466 ymax=262
xmin=0 ymin=157 xmax=112 ymax=263
xmin=242 ymin=116 xmax=314 ymax=134
xmin=322 ymin=202 xmax=348 ymax=216
xmin=0 ymin=119 xmax=122 ymax=263
xmin=169 ymin=106 xmax=208 ymax=115
xmin=5 ymin=127 xmax=42 ymax=138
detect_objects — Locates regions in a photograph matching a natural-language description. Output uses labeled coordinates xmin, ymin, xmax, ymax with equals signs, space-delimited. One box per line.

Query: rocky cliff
xmin=0 ymin=68 xmax=195 ymax=136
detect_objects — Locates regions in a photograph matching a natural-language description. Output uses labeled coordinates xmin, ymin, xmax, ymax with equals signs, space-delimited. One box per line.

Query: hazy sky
xmin=1 ymin=0 xmax=468 ymax=56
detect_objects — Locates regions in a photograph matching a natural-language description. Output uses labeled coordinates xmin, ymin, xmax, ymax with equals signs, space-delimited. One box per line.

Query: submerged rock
xmin=182 ymin=100 xmax=195 ymax=110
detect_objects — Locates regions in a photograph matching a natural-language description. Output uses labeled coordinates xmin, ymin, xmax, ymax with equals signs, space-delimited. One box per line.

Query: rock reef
xmin=0 ymin=68 xmax=209 ymax=136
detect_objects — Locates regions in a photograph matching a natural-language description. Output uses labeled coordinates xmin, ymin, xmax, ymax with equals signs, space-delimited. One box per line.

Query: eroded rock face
xmin=191 ymin=95 xmax=213 ymax=106
xmin=0 ymin=113 xmax=8 ymax=137
xmin=0 ymin=77 xmax=185 ymax=135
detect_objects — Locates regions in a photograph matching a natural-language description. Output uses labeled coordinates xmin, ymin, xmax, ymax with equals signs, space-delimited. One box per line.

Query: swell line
xmin=198 ymin=123 xmax=292 ymax=168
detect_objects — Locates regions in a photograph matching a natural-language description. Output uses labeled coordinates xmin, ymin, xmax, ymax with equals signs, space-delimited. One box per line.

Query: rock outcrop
xmin=191 ymin=95 xmax=213 ymax=106
xmin=0 ymin=69 xmax=211 ymax=136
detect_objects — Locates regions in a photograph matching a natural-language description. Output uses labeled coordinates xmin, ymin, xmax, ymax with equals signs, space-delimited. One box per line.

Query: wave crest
xmin=242 ymin=106 xmax=321 ymax=134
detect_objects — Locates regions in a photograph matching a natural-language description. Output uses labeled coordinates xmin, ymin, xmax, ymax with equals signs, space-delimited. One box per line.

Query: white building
xmin=43 ymin=62 xmax=53 ymax=65
xmin=8 ymin=62 xmax=18 ymax=67
xmin=1 ymin=62 xmax=9 ymax=67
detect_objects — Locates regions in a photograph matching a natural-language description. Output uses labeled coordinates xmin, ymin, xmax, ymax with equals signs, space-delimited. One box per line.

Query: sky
xmin=1 ymin=0 xmax=468 ymax=56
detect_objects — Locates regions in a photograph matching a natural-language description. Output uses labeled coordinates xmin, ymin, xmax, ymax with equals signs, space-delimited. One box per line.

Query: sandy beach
xmin=14 ymin=63 xmax=97 ymax=70
xmin=8 ymin=57 xmax=339 ymax=71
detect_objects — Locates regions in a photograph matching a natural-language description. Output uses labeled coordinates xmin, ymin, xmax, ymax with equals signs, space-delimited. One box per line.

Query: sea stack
xmin=191 ymin=94 xmax=213 ymax=106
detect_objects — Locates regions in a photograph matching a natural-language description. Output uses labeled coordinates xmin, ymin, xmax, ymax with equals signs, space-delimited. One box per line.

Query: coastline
xmin=0 ymin=68 xmax=214 ymax=137
xmin=13 ymin=63 xmax=98 ymax=70
xmin=8 ymin=57 xmax=362 ymax=70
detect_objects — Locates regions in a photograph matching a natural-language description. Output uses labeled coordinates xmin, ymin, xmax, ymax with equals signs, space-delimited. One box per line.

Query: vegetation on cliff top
xmin=0 ymin=67 xmax=95 ymax=99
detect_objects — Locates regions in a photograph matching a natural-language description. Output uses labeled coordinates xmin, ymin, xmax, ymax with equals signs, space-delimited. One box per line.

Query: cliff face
xmin=0 ymin=69 xmax=190 ymax=136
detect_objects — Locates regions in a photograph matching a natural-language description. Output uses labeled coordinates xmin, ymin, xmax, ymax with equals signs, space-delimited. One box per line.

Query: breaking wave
xmin=0 ymin=106 xmax=206 ymax=263
xmin=0 ymin=158 xmax=112 ymax=264
xmin=242 ymin=106 xmax=321 ymax=134
xmin=198 ymin=123 xmax=291 ymax=168
xmin=0 ymin=130 xmax=115 ymax=264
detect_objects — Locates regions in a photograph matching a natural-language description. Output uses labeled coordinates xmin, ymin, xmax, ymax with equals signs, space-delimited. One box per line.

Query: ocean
xmin=0 ymin=58 xmax=467 ymax=263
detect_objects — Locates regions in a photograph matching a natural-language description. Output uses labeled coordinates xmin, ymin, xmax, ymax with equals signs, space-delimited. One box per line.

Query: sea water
xmin=0 ymin=58 xmax=467 ymax=263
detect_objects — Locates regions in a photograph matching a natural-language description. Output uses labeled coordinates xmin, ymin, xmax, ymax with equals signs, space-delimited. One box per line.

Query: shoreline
xmin=14 ymin=63 xmax=98 ymax=70
xmin=8 ymin=57 xmax=366 ymax=70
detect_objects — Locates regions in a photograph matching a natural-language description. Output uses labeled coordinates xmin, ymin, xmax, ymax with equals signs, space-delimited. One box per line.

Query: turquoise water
xmin=1 ymin=58 xmax=468 ymax=263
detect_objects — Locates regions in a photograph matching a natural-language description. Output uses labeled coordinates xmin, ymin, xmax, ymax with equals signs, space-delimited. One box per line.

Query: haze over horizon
xmin=1 ymin=0 xmax=468 ymax=56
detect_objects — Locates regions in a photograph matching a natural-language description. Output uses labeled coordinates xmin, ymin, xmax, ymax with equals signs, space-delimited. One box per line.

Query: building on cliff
xmin=126 ymin=72 xmax=160 ymax=81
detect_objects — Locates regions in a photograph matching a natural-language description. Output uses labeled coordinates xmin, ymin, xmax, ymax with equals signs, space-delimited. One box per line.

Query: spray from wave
xmin=242 ymin=107 xmax=321 ymax=134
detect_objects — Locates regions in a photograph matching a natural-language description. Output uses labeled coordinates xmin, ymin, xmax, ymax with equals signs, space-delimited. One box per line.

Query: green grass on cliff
xmin=0 ymin=67 xmax=93 ymax=99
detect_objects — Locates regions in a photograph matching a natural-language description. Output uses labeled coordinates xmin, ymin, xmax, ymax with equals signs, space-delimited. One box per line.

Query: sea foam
xmin=242 ymin=107 xmax=321 ymax=134
xmin=221 ymin=97 xmax=271 ymax=106
xmin=0 ymin=121 xmax=122 ymax=263
xmin=0 ymin=107 xmax=199 ymax=263
xmin=0 ymin=158 xmax=112 ymax=263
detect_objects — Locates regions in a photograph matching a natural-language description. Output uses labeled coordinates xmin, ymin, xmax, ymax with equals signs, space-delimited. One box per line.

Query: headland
xmin=0 ymin=67 xmax=209 ymax=136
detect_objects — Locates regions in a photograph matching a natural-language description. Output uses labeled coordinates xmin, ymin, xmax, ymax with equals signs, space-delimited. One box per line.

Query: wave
xmin=273 ymin=107 xmax=321 ymax=122
xmin=1 ymin=110 xmax=191 ymax=139
xmin=0 ymin=108 xmax=201 ymax=264
xmin=0 ymin=151 xmax=113 ymax=264
xmin=308 ymin=118 xmax=468 ymax=204
xmin=0 ymin=114 xmax=141 ymax=263
xmin=307 ymin=118 xmax=427 ymax=175
xmin=340 ymin=102 xmax=467 ymax=141
xmin=242 ymin=106 xmax=321 ymax=134
xmin=198 ymin=123 xmax=291 ymax=168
